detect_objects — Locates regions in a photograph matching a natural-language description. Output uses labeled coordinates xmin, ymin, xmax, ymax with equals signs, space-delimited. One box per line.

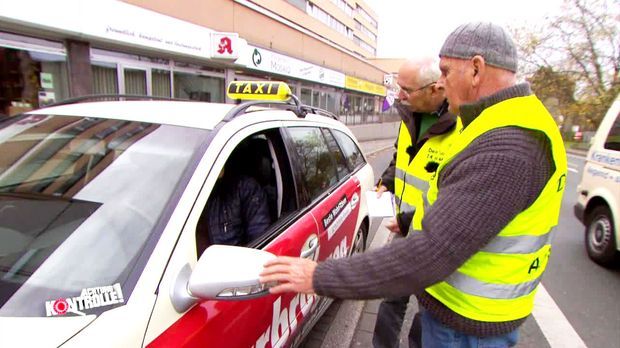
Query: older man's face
xmin=396 ymin=68 xmax=436 ymax=113
xmin=436 ymin=57 xmax=474 ymax=115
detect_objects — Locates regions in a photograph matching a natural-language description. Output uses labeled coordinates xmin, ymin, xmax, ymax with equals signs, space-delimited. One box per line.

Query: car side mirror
xmin=170 ymin=245 xmax=276 ymax=313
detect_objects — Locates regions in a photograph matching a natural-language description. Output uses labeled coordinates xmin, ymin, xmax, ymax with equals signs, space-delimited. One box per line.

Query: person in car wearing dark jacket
xmin=205 ymin=165 xmax=271 ymax=246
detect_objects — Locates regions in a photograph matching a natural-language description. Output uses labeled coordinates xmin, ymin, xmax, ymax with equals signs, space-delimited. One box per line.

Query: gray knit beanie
xmin=439 ymin=22 xmax=518 ymax=72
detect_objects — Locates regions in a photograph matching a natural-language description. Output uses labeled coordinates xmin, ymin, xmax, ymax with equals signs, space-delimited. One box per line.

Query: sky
xmin=363 ymin=0 xmax=565 ymax=58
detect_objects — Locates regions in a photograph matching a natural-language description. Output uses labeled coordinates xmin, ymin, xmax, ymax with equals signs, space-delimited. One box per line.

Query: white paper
xmin=365 ymin=191 xmax=395 ymax=217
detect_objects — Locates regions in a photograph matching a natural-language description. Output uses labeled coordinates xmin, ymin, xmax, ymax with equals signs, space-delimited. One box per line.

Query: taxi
xmin=0 ymin=81 xmax=375 ymax=347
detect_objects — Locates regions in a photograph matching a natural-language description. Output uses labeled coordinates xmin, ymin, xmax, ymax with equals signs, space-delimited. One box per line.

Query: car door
xmin=143 ymin=121 xmax=326 ymax=348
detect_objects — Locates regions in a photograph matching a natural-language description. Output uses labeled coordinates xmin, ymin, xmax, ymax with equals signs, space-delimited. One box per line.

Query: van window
xmin=604 ymin=112 xmax=620 ymax=151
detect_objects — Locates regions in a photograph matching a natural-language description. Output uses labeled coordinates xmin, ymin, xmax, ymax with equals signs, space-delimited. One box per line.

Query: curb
xmin=364 ymin=145 xmax=393 ymax=156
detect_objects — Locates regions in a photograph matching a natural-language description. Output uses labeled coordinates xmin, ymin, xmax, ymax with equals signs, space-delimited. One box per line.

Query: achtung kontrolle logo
xmin=45 ymin=283 xmax=124 ymax=316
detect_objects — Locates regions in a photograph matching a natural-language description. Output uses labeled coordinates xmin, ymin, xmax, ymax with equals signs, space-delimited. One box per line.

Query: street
xmin=307 ymin=149 xmax=620 ymax=348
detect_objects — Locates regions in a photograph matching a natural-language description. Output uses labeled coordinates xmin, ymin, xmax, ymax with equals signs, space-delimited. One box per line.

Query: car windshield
xmin=0 ymin=114 xmax=209 ymax=317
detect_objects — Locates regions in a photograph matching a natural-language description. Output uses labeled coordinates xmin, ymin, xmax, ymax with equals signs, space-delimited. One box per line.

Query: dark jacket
xmin=206 ymin=174 xmax=271 ymax=246
xmin=380 ymin=100 xmax=457 ymax=234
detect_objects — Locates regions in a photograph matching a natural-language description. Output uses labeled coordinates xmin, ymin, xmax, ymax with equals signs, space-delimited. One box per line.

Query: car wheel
xmin=585 ymin=205 xmax=619 ymax=267
xmin=351 ymin=223 xmax=367 ymax=255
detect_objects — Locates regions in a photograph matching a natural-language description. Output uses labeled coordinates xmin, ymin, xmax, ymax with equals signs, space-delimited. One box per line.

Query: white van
xmin=574 ymin=94 xmax=620 ymax=268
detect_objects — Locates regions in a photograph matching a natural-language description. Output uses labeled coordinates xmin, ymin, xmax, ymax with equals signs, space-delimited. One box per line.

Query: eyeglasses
xmin=399 ymin=81 xmax=436 ymax=99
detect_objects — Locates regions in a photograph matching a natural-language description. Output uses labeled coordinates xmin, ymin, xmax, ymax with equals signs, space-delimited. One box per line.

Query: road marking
xmin=533 ymin=285 xmax=587 ymax=347
xmin=568 ymin=167 xmax=579 ymax=173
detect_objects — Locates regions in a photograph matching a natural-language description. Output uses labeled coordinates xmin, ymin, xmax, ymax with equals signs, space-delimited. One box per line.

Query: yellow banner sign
xmin=345 ymin=76 xmax=386 ymax=96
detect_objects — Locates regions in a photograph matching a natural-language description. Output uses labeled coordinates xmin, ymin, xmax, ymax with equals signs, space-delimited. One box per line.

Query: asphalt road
xmin=305 ymin=149 xmax=620 ymax=348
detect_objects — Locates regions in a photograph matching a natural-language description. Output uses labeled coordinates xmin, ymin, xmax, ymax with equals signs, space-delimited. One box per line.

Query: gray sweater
xmin=313 ymin=83 xmax=555 ymax=336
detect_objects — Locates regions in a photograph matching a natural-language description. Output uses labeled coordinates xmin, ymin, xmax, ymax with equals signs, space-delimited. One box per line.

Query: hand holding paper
xmin=365 ymin=190 xmax=395 ymax=217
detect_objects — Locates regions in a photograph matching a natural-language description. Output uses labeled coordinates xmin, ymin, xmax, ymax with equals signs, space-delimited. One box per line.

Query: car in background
xmin=0 ymin=81 xmax=374 ymax=347
xmin=574 ymin=94 xmax=620 ymax=268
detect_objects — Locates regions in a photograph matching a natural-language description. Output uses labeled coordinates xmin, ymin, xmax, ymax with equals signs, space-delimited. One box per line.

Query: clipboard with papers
xmin=364 ymin=191 xmax=396 ymax=217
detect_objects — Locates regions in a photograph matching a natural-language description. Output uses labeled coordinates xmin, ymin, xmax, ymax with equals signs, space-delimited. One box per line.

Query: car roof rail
xmin=42 ymin=94 xmax=190 ymax=108
xmin=223 ymin=94 xmax=338 ymax=122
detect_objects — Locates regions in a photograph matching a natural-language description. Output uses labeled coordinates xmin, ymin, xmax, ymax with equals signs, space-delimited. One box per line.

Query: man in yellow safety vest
xmin=261 ymin=22 xmax=567 ymax=348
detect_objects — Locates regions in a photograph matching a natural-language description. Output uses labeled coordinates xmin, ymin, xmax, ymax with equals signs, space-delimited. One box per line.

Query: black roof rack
xmin=223 ymin=94 xmax=338 ymax=121
xmin=43 ymin=94 xmax=190 ymax=108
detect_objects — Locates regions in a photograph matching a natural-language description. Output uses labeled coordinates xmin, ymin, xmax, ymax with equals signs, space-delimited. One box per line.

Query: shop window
xmin=0 ymin=47 xmax=68 ymax=116
xmin=124 ymin=68 xmax=147 ymax=95
xmin=174 ymin=72 xmax=224 ymax=103
xmin=152 ymin=69 xmax=171 ymax=97
xmin=300 ymin=88 xmax=312 ymax=106
xmin=327 ymin=93 xmax=338 ymax=114
xmin=320 ymin=92 xmax=328 ymax=110
xmin=92 ymin=64 xmax=119 ymax=95
xmin=312 ymin=90 xmax=320 ymax=108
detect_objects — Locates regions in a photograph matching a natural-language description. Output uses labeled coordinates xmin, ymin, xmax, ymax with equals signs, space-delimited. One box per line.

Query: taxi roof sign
xmin=227 ymin=81 xmax=292 ymax=101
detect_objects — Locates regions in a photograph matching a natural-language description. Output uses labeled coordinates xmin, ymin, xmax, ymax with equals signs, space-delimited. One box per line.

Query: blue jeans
xmin=420 ymin=307 xmax=519 ymax=348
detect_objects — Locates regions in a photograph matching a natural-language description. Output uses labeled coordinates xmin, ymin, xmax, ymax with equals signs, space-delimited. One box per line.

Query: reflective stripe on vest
xmin=481 ymin=229 xmax=554 ymax=254
xmin=444 ymin=271 xmax=541 ymax=299
xmin=425 ymin=94 xmax=568 ymax=322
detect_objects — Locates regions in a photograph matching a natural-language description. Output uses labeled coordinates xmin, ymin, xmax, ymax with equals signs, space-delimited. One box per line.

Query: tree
xmin=512 ymin=0 xmax=620 ymax=130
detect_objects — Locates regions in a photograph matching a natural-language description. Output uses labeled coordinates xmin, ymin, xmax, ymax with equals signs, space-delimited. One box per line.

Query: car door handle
xmin=300 ymin=236 xmax=319 ymax=259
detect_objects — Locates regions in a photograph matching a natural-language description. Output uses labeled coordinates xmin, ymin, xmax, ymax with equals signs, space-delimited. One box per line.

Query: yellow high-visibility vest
xmin=394 ymin=117 xmax=461 ymax=233
xmin=425 ymin=95 xmax=567 ymax=322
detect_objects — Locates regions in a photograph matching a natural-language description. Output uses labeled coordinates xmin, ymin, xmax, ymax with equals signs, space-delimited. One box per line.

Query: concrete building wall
xmin=124 ymin=0 xmax=386 ymax=83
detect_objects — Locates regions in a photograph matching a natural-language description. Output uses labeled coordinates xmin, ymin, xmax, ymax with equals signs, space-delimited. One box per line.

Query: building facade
xmin=0 ymin=0 xmax=396 ymax=124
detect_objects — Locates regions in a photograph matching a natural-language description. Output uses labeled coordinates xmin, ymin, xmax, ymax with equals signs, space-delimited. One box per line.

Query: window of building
xmin=152 ymin=69 xmax=172 ymax=97
xmin=92 ymin=63 xmax=119 ymax=95
xmin=352 ymin=36 xmax=376 ymax=56
xmin=300 ymin=87 xmax=312 ymax=106
xmin=306 ymin=2 xmax=352 ymax=38
xmin=173 ymin=72 xmax=224 ymax=102
xmin=0 ymin=45 xmax=68 ymax=116
xmin=331 ymin=0 xmax=353 ymax=17
xmin=356 ymin=5 xmax=378 ymax=28
xmin=124 ymin=68 xmax=147 ymax=96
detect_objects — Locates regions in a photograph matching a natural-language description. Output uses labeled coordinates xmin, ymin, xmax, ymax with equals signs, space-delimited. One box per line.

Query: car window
xmin=604 ymin=112 xmax=620 ymax=151
xmin=332 ymin=129 xmax=366 ymax=170
xmin=0 ymin=114 xmax=210 ymax=317
xmin=196 ymin=129 xmax=298 ymax=255
xmin=287 ymin=127 xmax=339 ymax=202
xmin=321 ymin=128 xmax=350 ymax=179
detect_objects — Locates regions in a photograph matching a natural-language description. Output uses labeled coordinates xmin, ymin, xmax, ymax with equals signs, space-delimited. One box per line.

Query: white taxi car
xmin=0 ymin=81 xmax=375 ymax=347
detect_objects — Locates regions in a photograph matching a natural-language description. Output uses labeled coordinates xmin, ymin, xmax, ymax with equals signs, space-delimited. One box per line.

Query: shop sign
xmin=40 ymin=73 xmax=54 ymax=89
xmin=345 ymin=76 xmax=386 ymax=96
xmin=210 ymin=32 xmax=243 ymax=60
xmin=0 ymin=0 xmax=241 ymax=61
xmin=236 ymin=46 xmax=345 ymax=88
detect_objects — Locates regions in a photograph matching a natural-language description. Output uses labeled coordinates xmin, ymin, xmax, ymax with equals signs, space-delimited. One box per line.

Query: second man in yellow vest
xmin=373 ymin=57 xmax=460 ymax=348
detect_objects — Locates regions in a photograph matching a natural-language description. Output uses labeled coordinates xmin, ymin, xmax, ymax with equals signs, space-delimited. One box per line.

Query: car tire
xmin=585 ymin=205 xmax=620 ymax=267
xmin=351 ymin=223 xmax=367 ymax=256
